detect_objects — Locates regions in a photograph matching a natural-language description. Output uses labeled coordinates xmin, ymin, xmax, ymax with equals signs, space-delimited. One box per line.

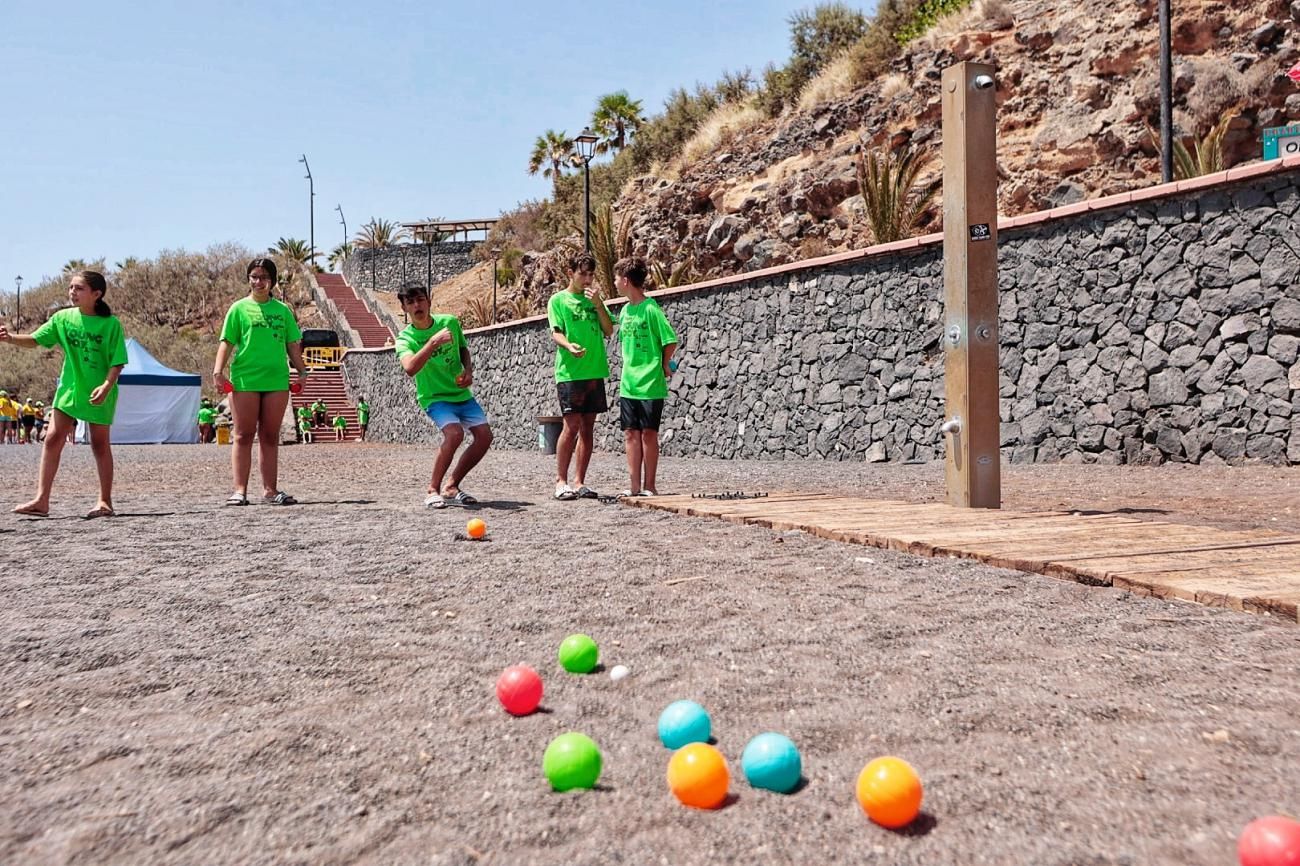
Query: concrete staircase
xmin=292 ymin=369 xmax=363 ymax=443
xmin=318 ymin=272 xmax=394 ymax=348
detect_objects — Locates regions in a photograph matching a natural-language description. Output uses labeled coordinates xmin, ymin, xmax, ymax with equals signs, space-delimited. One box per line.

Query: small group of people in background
xmin=195 ymin=397 xmax=229 ymax=444
xmin=0 ymin=390 xmax=48 ymax=445
xmin=0 ymin=251 xmax=675 ymax=517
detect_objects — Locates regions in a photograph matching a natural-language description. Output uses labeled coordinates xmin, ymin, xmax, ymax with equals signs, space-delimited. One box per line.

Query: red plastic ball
xmin=220 ymin=381 xmax=233 ymax=394
xmin=496 ymin=664 xmax=543 ymax=716
xmin=290 ymin=381 xmax=303 ymax=394
xmin=1239 ymin=816 xmax=1300 ymax=866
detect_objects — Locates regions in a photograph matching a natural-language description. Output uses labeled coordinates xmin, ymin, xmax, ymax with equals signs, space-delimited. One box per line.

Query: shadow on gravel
xmin=896 ymin=812 xmax=939 ymax=837
xmin=468 ymin=500 xmax=531 ymax=513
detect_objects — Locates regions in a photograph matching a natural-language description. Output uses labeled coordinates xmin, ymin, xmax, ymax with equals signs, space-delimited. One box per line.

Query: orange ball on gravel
xmin=466 ymin=518 xmax=487 ymax=539
xmin=667 ymin=743 xmax=729 ymax=809
xmin=856 ymin=756 xmax=923 ymax=829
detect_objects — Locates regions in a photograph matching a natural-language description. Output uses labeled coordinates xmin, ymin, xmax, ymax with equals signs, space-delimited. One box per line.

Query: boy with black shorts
xmin=395 ymin=284 xmax=494 ymax=509
xmin=547 ymin=252 xmax=612 ymax=501
xmin=614 ymin=257 xmax=677 ymax=497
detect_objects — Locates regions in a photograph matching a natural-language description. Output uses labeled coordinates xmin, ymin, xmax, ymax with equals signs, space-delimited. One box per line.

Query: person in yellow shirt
xmin=0 ymin=390 xmax=14 ymax=445
xmin=19 ymin=398 xmax=37 ymax=444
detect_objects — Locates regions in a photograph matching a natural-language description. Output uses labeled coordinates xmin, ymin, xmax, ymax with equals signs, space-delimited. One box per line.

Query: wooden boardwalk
xmin=626 ymin=493 xmax=1300 ymax=623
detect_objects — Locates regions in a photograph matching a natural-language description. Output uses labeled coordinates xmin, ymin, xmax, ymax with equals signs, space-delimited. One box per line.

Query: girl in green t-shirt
xmin=0 ymin=270 xmax=127 ymax=518
xmin=213 ymin=258 xmax=309 ymax=506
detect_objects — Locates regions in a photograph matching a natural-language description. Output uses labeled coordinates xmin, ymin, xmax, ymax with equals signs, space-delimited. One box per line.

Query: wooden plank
xmin=628 ymin=494 xmax=1300 ymax=623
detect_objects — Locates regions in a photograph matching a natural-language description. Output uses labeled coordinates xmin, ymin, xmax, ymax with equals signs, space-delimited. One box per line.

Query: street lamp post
xmin=335 ymin=204 xmax=347 ymax=247
xmin=14 ymin=275 xmax=21 ymax=327
xmin=299 ymin=154 xmax=316 ymax=267
xmin=490 ymin=246 xmax=501 ymax=324
xmin=1158 ymin=0 xmax=1173 ymax=183
xmin=574 ymin=129 xmax=599 ymax=253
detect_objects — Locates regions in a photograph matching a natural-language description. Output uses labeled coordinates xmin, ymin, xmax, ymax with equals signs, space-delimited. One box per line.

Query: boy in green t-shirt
xmin=614 ymin=257 xmax=678 ymax=497
xmin=546 ymin=252 xmax=613 ymax=501
xmin=331 ymin=413 xmax=347 ymax=441
xmin=356 ymin=398 xmax=370 ymax=441
xmin=394 ymin=284 xmax=493 ymax=509
xmin=299 ymin=416 xmax=314 ymax=444
xmin=197 ymin=401 xmax=216 ymax=443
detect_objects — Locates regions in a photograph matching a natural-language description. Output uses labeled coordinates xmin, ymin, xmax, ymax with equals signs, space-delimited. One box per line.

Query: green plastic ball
xmin=558 ymin=633 xmax=599 ymax=673
xmin=542 ymin=732 xmax=603 ymax=791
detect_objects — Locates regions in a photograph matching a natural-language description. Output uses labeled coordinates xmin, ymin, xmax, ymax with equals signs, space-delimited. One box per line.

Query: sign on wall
xmin=1262 ymin=123 xmax=1300 ymax=160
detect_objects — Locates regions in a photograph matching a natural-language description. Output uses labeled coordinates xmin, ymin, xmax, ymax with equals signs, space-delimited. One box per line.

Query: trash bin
xmin=537 ymin=415 xmax=563 ymax=455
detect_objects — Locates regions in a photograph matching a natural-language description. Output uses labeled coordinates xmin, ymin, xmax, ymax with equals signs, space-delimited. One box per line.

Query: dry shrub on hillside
xmin=798 ymin=51 xmax=859 ymax=111
xmin=1182 ymin=58 xmax=1273 ymax=132
xmin=878 ymin=72 xmax=911 ymax=101
xmin=676 ymin=102 xmax=765 ymax=168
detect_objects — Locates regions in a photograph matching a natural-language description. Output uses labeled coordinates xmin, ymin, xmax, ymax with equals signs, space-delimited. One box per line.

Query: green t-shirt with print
xmin=299 ymin=418 xmax=312 ymax=433
xmin=394 ymin=315 xmax=473 ymax=409
xmin=197 ymin=407 xmax=216 ymax=424
xmin=220 ymin=296 xmax=302 ymax=392
xmin=332 ymin=415 xmax=347 ymax=429
xmin=617 ymin=297 xmax=678 ymax=400
xmin=357 ymin=401 xmax=370 ymax=425
xmin=547 ymin=290 xmax=610 ymax=383
xmin=32 ymin=308 xmax=129 ymax=426
xmin=297 ymin=406 xmax=310 ymax=420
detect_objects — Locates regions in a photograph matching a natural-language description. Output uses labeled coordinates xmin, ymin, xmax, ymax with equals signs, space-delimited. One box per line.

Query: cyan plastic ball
xmin=741 ymin=732 xmax=802 ymax=793
xmin=658 ymin=700 xmax=712 ymax=750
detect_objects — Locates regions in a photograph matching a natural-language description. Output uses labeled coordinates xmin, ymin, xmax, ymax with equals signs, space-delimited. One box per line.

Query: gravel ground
xmin=1 ymin=442 xmax=1297 ymax=866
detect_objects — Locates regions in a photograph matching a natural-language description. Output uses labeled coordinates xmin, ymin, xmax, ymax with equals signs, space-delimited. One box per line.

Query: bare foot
xmin=13 ymin=500 xmax=49 ymax=516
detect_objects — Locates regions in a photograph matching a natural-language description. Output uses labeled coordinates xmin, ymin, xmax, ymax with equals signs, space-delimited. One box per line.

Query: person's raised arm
xmin=0 ymin=324 xmax=38 ymax=349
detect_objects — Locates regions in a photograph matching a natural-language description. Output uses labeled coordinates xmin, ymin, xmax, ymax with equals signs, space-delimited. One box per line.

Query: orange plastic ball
xmin=667 ymin=743 xmax=730 ymax=809
xmin=856 ymin=756 xmax=923 ymax=829
xmin=466 ymin=518 xmax=487 ymax=539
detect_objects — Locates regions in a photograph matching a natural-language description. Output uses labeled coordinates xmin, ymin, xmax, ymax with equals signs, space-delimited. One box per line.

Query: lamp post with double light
xmin=14 ymin=275 xmax=21 ymax=327
xmin=574 ymin=129 xmax=598 ymax=253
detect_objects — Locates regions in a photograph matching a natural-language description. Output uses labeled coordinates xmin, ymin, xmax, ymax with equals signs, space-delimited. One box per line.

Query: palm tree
xmin=328 ymin=243 xmax=353 ymax=272
xmin=1173 ymin=113 xmax=1232 ymax=180
xmin=353 ymin=219 xmax=407 ymax=249
xmin=269 ymin=238 xmax=313 ymax=268
xmin=114 ymin=256 xmax=141 ymax=272
xmin=527 ymin=130 xmax=575 ymax=196
xmin=62 ymin=258 xmax=90 ymax=274
xmin=855 ymin=144 xmax=940 ymax=245
xmin=591 ymin=91 xmax=645 ymax=155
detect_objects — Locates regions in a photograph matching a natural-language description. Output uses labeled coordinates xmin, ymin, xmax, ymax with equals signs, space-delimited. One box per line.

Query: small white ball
xmin=609 ymin=664 xmax=630 ymax=681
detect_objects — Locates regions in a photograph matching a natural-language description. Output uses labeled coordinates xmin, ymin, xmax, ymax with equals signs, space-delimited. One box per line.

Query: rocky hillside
xmin=505 ymin=0 xmax=1298 ymax=299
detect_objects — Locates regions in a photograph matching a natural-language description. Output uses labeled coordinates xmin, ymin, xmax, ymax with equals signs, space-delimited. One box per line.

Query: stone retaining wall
xmin=342 ymin=242 xmax=477 ymax=297
xmin=343 ymin=163 xmax=1300 ymax=465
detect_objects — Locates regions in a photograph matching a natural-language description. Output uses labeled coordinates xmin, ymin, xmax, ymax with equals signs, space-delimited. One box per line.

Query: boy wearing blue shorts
xmin=395 ymin=284 xmax=494 ymax=508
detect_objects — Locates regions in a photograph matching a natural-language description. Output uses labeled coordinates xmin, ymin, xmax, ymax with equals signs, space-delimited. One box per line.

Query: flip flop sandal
xmin=225 ymin=493 xmax=249 ymax=507
xmin=554 ymin=485 xmax=578 ymax=501
xmin=12 ymin=504 xmax=49 ymax=516
xmin=266 ymin=491 xmax=297 ymax=506
xmin=450 ymin=491 xmax=477 ymax=506
xmin=425 ymin=493 xmax=447 ymax=509
xmin=85 ymin=506 xmax=116 ymax=519
xmin=575 ymin=485 xmax=598 ymax=499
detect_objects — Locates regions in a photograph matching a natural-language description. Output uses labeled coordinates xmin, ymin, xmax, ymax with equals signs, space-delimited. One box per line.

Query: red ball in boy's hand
xmin=220 ymin=381 xmax=233 ymax=394
xmin=290 ymin=381 xmax=302 ymax=394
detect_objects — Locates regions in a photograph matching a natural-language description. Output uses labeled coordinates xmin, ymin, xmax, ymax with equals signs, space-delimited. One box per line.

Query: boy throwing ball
xmin=395 ymin=284 xmax=493 ymax=508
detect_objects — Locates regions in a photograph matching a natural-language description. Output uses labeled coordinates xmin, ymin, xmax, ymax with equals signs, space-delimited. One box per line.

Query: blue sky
xmin=0 ymin=0 xmax=869 ymax=288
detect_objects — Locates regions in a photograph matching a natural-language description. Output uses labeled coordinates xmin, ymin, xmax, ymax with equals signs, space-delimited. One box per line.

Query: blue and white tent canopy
xmin=76 ymin=338 xmax=201 ymax=444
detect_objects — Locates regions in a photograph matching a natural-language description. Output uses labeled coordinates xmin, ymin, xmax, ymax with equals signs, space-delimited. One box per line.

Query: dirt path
xmin=2 ymin=444 xmax=1296 ymax=865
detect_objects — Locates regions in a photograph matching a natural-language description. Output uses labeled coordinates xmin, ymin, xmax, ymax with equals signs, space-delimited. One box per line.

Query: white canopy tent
xmin=76 ymin=338 xmax=201 ymax=444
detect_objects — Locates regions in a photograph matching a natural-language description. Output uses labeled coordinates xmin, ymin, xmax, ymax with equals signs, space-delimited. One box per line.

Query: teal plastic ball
xmin=741 ymin=732 xmax=802 ymax=793
xmin=658 ymin=700 xmax=712 ymax=750
xmin=542 ymin=732 xmax=602 ymax=791
xmin=558 ymin=633 xmax=599 ymax=673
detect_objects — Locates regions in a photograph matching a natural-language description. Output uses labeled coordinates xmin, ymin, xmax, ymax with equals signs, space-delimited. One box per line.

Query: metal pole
xmin=1159 ymin=0 xmax=1173 ymax=183
xmin=492 ymin=254 xmax=498 ymax=323
xmin=582 ymin=158 xmax=592 ymax=253
xmin=14 ymin=275 xmax=21 ymax=327
xmin=941 ymin=62 xmax=1001 ymax=509
xmin=336 ymin=204 xmax=347 ymax=246
xmin=299 ymin=155 xmax=315 ymax=266
xmin=426 ymin=241 xmax=432 ymax=290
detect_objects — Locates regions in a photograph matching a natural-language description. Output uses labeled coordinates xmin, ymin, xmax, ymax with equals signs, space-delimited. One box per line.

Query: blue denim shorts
xmin=425 ymin=397 xmax=489 ymax=431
